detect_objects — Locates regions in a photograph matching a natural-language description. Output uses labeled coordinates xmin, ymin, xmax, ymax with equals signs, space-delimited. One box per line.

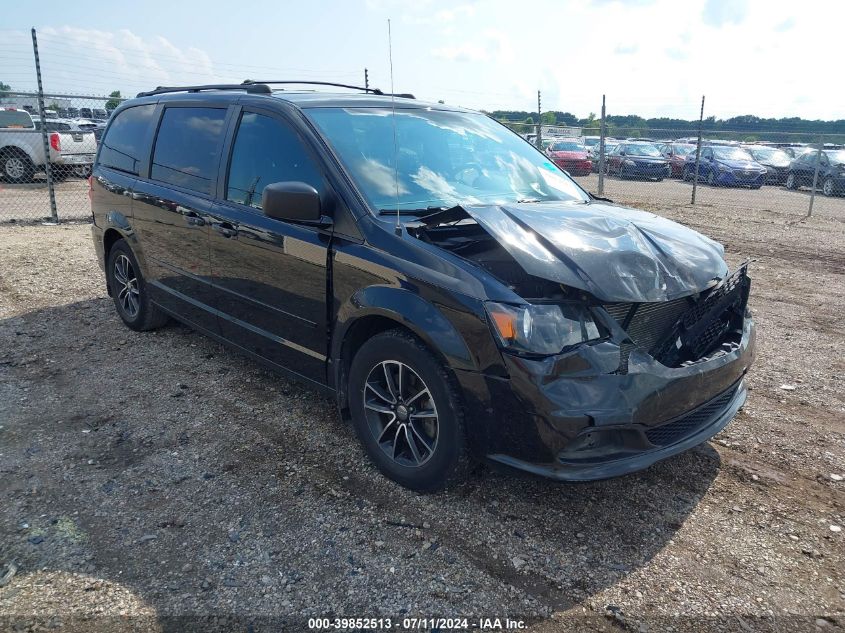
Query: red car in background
xmin=659 ymin=142 xmax=696 ymax=178
xmin=546 ymin=139 xmax=592 ymax=176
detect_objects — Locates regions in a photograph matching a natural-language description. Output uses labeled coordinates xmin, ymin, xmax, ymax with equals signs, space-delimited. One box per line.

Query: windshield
xmin=550 ymin=141 xmax=585 ymax=152
xmin=307 ymin=107 xmax=589 ymax=211
xmin=825 ymin=150 xmax=845 ymax=164
xmin=748 ymin=147 xmax=789 ymax=162
xmin=673 ymin=144 xmax=695 ymax=156
xmin=0 ymin=110 xmax=34 ymax=129
xmin=583 ymin=138 xmax=600 ymax=147
xmin=712 ymin=147 xmax=753 ymax=161
xmin=624 ymin=144 xmax=662 ymax=157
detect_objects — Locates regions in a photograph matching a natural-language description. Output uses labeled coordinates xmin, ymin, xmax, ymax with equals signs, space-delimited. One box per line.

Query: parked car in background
xmin=90 ymin=83 xmax=755 ymax=491
xmin=786 ymin=149 xmax=845 ymax=196
xmin=0 ymin=108 xmax=97 ymax=182
xmin=683 ymin=145 xmax=765 ymax=188
xmin=66 ymin=107 xmax=79 ymax=118
xmin=742 ymin=145 xmax=791 ymax=184
xmin=591 ymin=141 xmax=618 ymax=172
xmin=606 ymin=142 xmax=671 ymax=180
xmin=659 ymin=142 xmax=696 ymax=178
xmin=79 ymin=107 xmax=93 ymax=119
xmin=546 ymin=139 xmax=592 ymax=176
xmin=93 ymin=108 xmax=109 ymax=120
xmin=781 ymin=145 xmax=810 ymax=159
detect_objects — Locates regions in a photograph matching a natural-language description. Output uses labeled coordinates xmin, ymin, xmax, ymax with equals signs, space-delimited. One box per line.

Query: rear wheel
xmin=348 ymin=329 xmax=470 ymax=492
xmin=1 ymin=149 xmax=35 ymax=183
xmin=106 ymin=239 xmax=168 ymax=332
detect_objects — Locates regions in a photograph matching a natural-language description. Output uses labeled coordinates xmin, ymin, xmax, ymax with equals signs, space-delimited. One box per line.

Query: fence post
xmin=31 ymin=28 xmax=58 ymax=223
xmin=690 ymin=95 xmax=705 ymax=205
xmin=597 ymin=94 xmax=606 ymax=196
xmin=536 ymin=90 xmax=542 ymax=149
xmin=807 ymin=135 xmax=823 ymax=218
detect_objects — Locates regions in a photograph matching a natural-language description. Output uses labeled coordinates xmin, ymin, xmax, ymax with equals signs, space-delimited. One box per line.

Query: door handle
xmin=212 ymin=221 xmax=238 ymax=238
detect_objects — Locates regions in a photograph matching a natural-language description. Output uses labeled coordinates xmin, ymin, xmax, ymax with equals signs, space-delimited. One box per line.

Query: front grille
xmin=644 ymin=383 xmax=739 ymax=447
xmin=603 ymin=265 xmax=750 ymax=372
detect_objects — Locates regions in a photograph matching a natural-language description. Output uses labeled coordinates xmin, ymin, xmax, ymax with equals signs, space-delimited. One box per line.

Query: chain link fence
xmin=502 ymin=121 xmax=845 ymax=220
xmin=1 ymin=91 xmax=125 ymax=223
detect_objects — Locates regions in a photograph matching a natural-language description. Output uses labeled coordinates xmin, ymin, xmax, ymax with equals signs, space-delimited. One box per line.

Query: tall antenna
xmin=388 ymin=18 xmax=401 ymax=235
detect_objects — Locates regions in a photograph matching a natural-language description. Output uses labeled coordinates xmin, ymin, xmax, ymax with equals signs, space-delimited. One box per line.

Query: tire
xmin=1 ymin=149 xmax=35 ymax=183
xmin=348 ymin=329 xmax=470 ymax=492
xmin=751 ymin=184 xmax=762 ymax=190
xmin=823 ymin=177 xmax=835 ymax=197
xmin=106 ymin=239 xmax=169 ymax=332
xmin=785 ymin=172 xmax=797 ymax=190
xmin=682 ymin=166 xmax=691 ymax=182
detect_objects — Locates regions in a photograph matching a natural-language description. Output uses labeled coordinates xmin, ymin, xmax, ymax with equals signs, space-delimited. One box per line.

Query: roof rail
xmin=242 ymin=80 xmax=415 ymax=99
xmin=135 ymin=83 xmax=272 ymax=98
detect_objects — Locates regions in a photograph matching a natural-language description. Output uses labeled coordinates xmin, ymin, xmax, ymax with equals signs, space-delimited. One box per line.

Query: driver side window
xmin=226 ymin=112 xmax=322 ymax=211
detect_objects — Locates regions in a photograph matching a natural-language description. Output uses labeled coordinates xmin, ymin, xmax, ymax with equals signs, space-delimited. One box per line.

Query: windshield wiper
xmin=378 ymin=206 xmax=446 ymax=216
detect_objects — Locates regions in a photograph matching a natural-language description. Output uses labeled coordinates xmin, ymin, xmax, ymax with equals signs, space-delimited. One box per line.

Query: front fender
xmin=334 ymin=285 xmax=479 ymax=373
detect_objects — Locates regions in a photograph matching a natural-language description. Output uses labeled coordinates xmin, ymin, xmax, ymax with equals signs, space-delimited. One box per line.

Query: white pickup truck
xmin=0 ymin=107 xmax=98 ymax=183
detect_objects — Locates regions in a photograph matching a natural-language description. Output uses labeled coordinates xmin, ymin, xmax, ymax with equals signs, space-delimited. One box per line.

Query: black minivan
xmin=90 ymin=82 xmax=755 ymax=491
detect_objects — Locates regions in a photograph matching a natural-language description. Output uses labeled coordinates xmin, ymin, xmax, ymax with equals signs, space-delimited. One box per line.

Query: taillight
xmin=49 ymin=132 xmax=61 ymax=152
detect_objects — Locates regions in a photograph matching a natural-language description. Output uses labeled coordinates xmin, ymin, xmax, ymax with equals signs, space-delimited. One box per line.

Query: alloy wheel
xmin=113 ymin=254 xmax=140 ymax=319
xmin=823 ymin=178 xmax=834 ymax=196
xmin=362 ymin=360 xmax=439 ymax=467
xmin=5 ymin=157 xmax=25 ymax=180
xmin=786 ymin=173 xmax=795 ymax=189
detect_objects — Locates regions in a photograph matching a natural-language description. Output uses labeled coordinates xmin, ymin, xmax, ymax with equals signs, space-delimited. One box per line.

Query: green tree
xmin=0 ymin=81 xmax=11 ymax=97
xmin=541 ymin=111 xmax=556 ymax=125
xmin=105 ymin=90 xmax=122 ymax=111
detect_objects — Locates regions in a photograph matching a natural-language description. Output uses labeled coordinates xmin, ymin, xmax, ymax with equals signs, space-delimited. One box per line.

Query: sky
xmin=0 ymin=0 xmax=842 ymax=121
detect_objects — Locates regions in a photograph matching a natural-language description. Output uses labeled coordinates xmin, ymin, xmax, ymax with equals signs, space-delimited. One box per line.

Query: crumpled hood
xmin=462 ymin=201 xmax=729 ymax=302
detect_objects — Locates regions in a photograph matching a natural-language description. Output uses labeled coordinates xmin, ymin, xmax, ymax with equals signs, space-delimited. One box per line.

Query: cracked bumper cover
xmin=462 ymin=314 xmax=755 ymax=481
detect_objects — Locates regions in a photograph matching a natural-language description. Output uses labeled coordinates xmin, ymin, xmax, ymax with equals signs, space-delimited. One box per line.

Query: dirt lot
xmin=0 ymin=191 xmax=843 ymax=631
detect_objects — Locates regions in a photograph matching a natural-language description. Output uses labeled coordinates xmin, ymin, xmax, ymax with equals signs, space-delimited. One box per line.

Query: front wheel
xmin=785 ymin=172 xmax=797 ymax=190
xmin=106 ymin=239 xmax=169 ymax=332
xmin=823 ymin=177 xmax=835 ymax=197
xmin=348 ymin=329 xmax=470 ymax=492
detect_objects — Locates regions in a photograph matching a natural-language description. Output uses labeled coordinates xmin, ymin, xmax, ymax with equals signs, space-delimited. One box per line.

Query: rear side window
xmin=151 ymin=107 xmax=227 ymax=195
xmin=99 ymin=104 xmax=156 ymax=175
xmin=226 ymin=112 xmax=321 ymax=209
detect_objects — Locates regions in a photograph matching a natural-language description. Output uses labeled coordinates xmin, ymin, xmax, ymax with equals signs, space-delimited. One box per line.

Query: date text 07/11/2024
xmin=307 ymin=617 xmax=527 ymax=630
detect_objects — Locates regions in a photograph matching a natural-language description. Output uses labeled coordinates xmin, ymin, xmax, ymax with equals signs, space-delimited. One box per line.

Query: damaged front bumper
xmin=459 ymin=277 xmax=756 ymax=482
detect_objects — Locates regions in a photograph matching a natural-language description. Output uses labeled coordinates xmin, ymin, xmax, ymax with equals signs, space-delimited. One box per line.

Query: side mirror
xmin=618 ymin=151 xmax=625 ymax=156
xmin=262 ymin=182 xmax=325 ymax=225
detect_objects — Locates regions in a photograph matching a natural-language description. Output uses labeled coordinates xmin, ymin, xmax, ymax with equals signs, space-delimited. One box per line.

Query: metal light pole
xmin=31 ymin=28 xmax=58 ymax=223
xmin=364 ymin=68 xmax=369 ymax=92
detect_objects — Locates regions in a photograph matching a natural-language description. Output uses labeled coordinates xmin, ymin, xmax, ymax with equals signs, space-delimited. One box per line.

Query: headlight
xmin=485 ymin=302 xmax=600 ymax=355
xmin=718 ymin=164 xmax=729 ymax=172
xmin=623 ymin=159 xmax=636 ymax=166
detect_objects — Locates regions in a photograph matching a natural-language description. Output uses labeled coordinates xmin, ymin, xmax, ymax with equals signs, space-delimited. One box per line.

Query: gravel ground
xmin=0 ymin=191 xmax=843 ymax=632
